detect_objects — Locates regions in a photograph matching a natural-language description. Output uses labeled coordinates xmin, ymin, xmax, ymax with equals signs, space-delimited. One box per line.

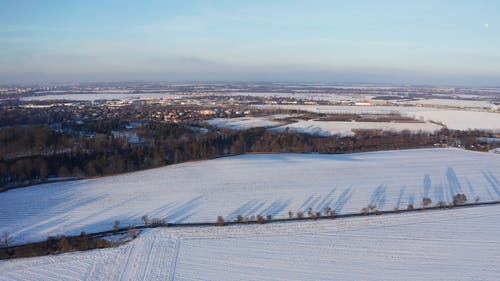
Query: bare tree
xmin=453 ymin=193 xmax=467 ymax=205
xmin=141 ymin=215 xmax=149 ymax=225
xmin=422 ymin=197 xmax=432 ymax=208
xmin=113 ymin=220 xmax=120 ymax=233
xmin=1 ymin=231 xmax=12 ymax=247
xmin=257 ymin=215 xmax=266 ymax=224
xmin=215 ymin=216 xmax=225 ymax=226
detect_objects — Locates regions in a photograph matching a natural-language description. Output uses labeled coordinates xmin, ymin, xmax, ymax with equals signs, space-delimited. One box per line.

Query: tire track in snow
xmin=167 ymin=236 xmax=181 ymax=281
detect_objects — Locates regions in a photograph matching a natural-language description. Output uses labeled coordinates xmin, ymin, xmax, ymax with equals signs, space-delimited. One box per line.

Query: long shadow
xmin=316 ymin=188 xmax=337 ymax=212
xmin=148 ymin=202 xmax=176 ymax=218
xmin=465 ymin=178 xmax=476 ymax=199
xmin=408 ymin=193 xmax=415 ymax=206
xmin=299 ymin=195 xmax=315 ymax=210
xmin=423 ymin=174 xmax=431 ymax=198
xmin=244 ymin=153 xmax=361 ymax=162
xmin=304 ymin=195 xmax=322 ymax=210
xmin=53 ymin=195 xmax=138 ymax=232
xmin=164 ymin=196 xmax=203 ymax=223
xmin=482 ymin=171 xmax=500 ymax=197
xmin=245 ymin=201 xmax=267 ymax=217
xmin=227 ymin=200 xmax=260 ymax=220
xmin=446 ymin=167 xmax=463 ymax=196
xmin=434 ymin=183 xmax=445 ymax=203
xmin=396 ymin=186 xmax=406 ymax=208
xmin=260 ymin=200 xmax=291 ymax=217
xmin=369 ymin=184 xmax=387 ymax=209
xmin=333 ymin=187 xmax=353 ymax=214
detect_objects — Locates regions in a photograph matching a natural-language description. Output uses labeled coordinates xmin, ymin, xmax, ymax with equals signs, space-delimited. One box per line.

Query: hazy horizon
xmin=1 ymin=0 xmax=499 ymax=86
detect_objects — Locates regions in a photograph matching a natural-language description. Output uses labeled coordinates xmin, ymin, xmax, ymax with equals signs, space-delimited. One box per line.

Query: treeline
xmin=1 ymin=123 xmax=498 ymax=190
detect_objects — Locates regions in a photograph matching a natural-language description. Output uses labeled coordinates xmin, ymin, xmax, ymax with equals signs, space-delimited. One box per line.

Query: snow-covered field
xmin=1 ymin=205 xmax=499 ymax=280
xmin=404 ymin=98 xmax=497 ymax=108
xmin=21 ymin=92 xmax=183 ymax=102
xmin=206 ymin=114 xmax=443 ymax=136
xmin=259 ymin=105 xmax=500 ymax=131
xmin=270 ymin=119 xmax=442 ymax=136
xmin=205 ymin=115 xmax=292 ymax=130
xmin=1 ymin=148 xmax=500 ymax=245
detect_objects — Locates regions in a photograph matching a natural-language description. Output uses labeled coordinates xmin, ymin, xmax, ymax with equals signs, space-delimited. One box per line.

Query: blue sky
xmin=0 ymin=0 xmax=499 ymax=85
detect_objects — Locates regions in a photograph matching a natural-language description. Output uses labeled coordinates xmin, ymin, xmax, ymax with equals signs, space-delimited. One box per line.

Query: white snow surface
xmin=1 ymin=205 xmax=500 ymax=280
xmin=205 ymin=115 xmax=295 ymax=130
xmin=1 ymin=148 xmax=500 ymax=245
xmin=404 ymin=98 xmax=497 ymax=108
xmin=259 ymin=105 xmax=500 ymax=131
xmin=270 ymin=119 xmax=442 ymax=136
xmin=21 ymin=93 xmax=183 ymax=102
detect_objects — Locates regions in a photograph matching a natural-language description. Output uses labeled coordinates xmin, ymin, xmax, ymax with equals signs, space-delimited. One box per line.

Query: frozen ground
xmin=1 ymin=148 xmax=500 ymax=245
xmin=1 ymin=205 xmax=499 ymax=280
xmin=270 ymin=119 xmax=442 ymax=136
xmin=206 ymin=114 xmax=443 ymax=135
xmin=21 ymin=92 xmax=183 ymax=102
xmin=205 ymin=115 xmax=290 ymax=130
xmin=404 ymin=98 xmax=497 ymax=108
xmin=259 ymin=105 xmax=500 ymax=131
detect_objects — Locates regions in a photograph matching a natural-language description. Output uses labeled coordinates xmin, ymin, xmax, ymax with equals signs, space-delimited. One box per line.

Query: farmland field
xmin=1 ymin=205 xmax=499 ymax=280
xmin=1 ymin=148 xmax=499 ymax=245
xmin=259 ymin=105 xmax=500 ymax=131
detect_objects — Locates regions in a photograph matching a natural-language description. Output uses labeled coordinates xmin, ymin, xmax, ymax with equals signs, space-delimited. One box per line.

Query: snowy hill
xmin=1 ymin=148 xmax=499 ymax=245
xmin=1 ymin=205 xmax=499 ymax=280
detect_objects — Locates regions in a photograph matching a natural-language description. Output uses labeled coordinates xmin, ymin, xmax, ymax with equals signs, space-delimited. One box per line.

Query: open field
xmin=20 ymin=92 xmax=184 ymax=102
xmin=1 ymin=148 xmax=500 ymax=245
xmin=259 ymin=105 xmax=500 ymax=131
xmin=1 ymin=205 xmax=499 ymax=280
xmin=270 ymin=119 xmax=442 ymax=136
xmin=206 ymin=115 xmax=443 ymax=136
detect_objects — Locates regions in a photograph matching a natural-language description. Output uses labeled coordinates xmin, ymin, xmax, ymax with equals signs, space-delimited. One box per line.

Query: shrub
xmin=407 ymin=204 xmax=414 ymax=210
xmin=150 ymin=218 xmax=167 ymax=226
xmin=296 ymin=211 xmax=304 ymax=219
xmin=141 ymin=215 xmax=149 ymax=225
xmin=393 ymin=207 xmax=399 ymax=213
xmin=257 ymin=215 xmax=267 ymax=224
xmin=453 ymin=193 xmax=467 ymax=205
xmin=368 ymin=204 xmax=376 ymax=211
xmin=58 ymin=236 xmax=71 ymax=252
xmin=361 ymin=207 xmax=369 ymax=215
xmin=288 ymin=210 xmax=293 ymax=218
xmin=422 ymin=197 xmax=432 ymax=207
xmin=330 ymin=210 xmax=337 ymax=218
xmin=128 ymin=227 xmax=139 ymax=239
xmin=1 ymin=232 xmax=12 ymax=247
xmin=436 ymin=201 xmax=447 ymax=208
xmin=215 ymin=216 xmax=225 ymax=226
xmin=113 ymin=220 xmax=120 ymax=233
xmin=266 ymin=214 xmax=273 ymax=220
xmin=235 ymin=215 xmax=244 ymax=223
